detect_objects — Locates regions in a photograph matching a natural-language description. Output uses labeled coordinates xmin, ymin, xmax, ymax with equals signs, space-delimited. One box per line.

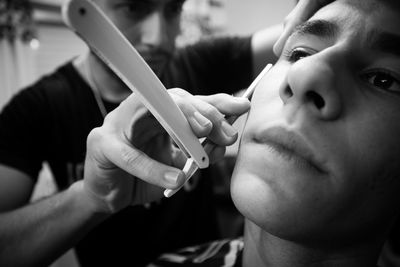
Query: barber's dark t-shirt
xmin=0 ymin=37 xmax=252 ymax=266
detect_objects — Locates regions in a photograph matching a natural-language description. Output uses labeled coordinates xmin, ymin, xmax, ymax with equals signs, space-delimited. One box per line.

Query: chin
xmin=230 ymin=151 xmax=280 ymax=232
xmin=231 ymin=143 xmax=337 ymax=242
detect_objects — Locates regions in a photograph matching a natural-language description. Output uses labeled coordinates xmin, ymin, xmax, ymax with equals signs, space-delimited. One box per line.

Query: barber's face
xmin=232 ymin=0 xmax=400 ymax=244
xmin=95 ymin=0 xmax=184 ymax=74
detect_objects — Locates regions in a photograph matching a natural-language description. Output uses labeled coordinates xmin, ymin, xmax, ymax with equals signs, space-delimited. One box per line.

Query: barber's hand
xmin=273 ymin=0 xmax=334 ymax=56
xmin=83 ymin=89 xmax=250 ymax=213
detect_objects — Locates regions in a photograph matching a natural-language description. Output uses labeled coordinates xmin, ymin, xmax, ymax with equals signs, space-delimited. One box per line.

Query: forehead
xmin=312 ymin=0 xmax=400 ymax=36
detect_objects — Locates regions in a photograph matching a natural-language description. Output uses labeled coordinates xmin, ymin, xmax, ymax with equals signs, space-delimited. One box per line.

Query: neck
xmin=73 ymin=52 xmax=131 ymax=103
xmin=242 ymin=220 xmax=380 ymax=267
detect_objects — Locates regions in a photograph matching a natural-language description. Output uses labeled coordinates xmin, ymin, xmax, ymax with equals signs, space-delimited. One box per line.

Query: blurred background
xmin=0 ymin=0 xmax=294 ymax=108
xmin=0 ymin=0 xmax=294 ymax=266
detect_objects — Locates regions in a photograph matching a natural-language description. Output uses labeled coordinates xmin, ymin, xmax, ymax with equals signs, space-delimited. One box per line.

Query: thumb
xmin=104 ymin=137 xmax=186 ymax=190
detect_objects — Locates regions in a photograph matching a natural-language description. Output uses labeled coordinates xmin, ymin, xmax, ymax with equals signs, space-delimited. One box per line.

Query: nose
xmin=280 ymin=56 xmax=342 ymax=120
xmin=140 ymin=11 xmax=170 ymax=49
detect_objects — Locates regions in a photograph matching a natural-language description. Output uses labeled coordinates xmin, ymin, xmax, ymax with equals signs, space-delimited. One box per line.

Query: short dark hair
xmin=381 ymin=0 xmax=400 ymax=10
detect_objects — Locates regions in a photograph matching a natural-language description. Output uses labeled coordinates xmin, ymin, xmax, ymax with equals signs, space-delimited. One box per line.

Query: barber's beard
xmin=104 ymin=57 xmax=169 ymax=94
xmin=147 ymin=60 xmax=168 ymax=77
xmin=143 ymin=52 xmax=172 ymax=78
xmin=135 ymin=45 xmax=174 ymax=77
xmin=92 ymin=49 xmax=171 ymax=92
xmin=90 ymin=52 xmax=132 ymax=94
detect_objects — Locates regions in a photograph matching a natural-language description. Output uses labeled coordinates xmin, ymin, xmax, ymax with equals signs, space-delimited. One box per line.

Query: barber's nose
xmin=141 ymin=12 xmax=170 ymax=48
xmin=280 ymin=57 xmax=342 ymax=120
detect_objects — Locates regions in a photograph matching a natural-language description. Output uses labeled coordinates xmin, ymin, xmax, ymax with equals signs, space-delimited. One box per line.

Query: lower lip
xmin=250 ymin=141 xmax=325 ymax=175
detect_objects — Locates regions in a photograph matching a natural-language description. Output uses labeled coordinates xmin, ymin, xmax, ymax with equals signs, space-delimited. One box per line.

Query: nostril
xmin=283 ymin=86 xmax=294 ymax=98
xmin=306 ymin=91 xmax=325 ymax=109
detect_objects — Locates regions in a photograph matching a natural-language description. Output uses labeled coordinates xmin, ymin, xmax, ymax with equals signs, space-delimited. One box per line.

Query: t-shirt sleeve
xmin=178 ymin=36 xmax=253 ymax=95
xmin=0 ymin=83 xmax=51 ymax=180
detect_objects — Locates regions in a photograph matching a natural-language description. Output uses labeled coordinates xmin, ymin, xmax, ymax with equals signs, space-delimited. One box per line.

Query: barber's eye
xmin=117 ymin=3 xmax=152 ymax=18
xmin=285 ymin=47 xmax=313 ymax=63
xmin=363 ymin=71 xmax=400 ymax=92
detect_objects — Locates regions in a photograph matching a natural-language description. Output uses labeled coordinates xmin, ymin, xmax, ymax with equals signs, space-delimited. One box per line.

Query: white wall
xmin=34 ymin=25 xmax=87 ymax=80
xmin=31 ymin=0 xmax=296 ymax=82
xmin=225 ymin=0 xmax=295 ymax=35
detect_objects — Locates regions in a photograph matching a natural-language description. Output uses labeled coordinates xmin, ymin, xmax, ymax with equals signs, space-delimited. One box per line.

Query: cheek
xmin=349 ymin=124 xmax=400 ymax=199
xmin=252 ymin=63 xmax=288 ymax=102
xmin=119 ymin=25 xmax=145 ymax=45
xmin=346 ymin=100 xmax=400 ymax=188
xmin=244 ymin=64 xmax=288 ymax=126
xmin=231 ymin=143 xmax=340 ymax=241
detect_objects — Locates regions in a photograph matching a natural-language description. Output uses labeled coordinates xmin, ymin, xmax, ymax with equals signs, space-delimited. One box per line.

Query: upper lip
xmin=253 ymin=126 xmax=327 ymax=173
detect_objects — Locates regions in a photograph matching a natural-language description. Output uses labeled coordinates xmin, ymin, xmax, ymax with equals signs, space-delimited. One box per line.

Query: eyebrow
xmin=291 ymin=19 xmax=400 ymax=58
xmin=368 ymin=31 xmax=400 ymax=57
xmin=290 ymin=19 xmax=339 ymax=40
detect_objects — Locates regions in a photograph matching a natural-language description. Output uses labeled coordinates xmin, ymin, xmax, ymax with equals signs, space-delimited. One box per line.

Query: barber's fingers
xmin=273 ymin=0 xmax=334 ymax=56
xmin=104 ymin=92 xmax=147 ymax=129
xmin=195 ymin=93 xmax=250 ymax=145
xmin=196 ymin=93 xmax=251 ymax=116
xmin=169 ymin=89 xmax=250 ymax=146
xmin=89 ymin=128 xmax=186 ymax=190
xmin=207 ymin=144 xmax=226 ymax=164
xmin=171 ymin=138 xmax=227 ymax=170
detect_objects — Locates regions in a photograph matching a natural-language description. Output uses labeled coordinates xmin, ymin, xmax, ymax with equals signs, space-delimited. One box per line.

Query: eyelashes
xmin=362 ymin=70 xmax=400 ymax=93
xmin=283 ymin=47 xmax=314 ymax=63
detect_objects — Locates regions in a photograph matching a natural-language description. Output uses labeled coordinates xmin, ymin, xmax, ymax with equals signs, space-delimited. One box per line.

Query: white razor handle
xmin=62 ymin=0 xmax=209 ymax=168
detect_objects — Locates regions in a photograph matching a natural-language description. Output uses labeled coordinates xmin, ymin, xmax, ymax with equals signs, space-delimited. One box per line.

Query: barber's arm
xmin=0 ymin=89 xmax=250 ymax=267
xmin=0 ymin=165 xmax=106 ymax=267
xmin=251 ymin=24 xmax=281 ymax=76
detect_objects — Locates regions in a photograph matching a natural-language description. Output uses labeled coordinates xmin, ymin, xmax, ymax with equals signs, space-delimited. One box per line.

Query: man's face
xmin=232 ymin=0 xmax=400 ymax=244
xmin=95 ymin=0 xmax=185 ymax=74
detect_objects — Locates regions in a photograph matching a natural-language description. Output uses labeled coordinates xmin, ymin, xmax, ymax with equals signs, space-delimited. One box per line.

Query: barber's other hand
xmin=83 ymin=89 xmax=250 ymax=213
xmin=273 ymin=0 xmax=334 ymax=56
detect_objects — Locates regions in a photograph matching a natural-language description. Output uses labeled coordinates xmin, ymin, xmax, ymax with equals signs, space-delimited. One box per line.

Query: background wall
xmin=225 ymin=0 xmax=294 ymax=35
xmin=32 ymin=0 xmax=295 ymax=80
xmin=34 ymin=25 xmax=87 ymax=79
xmin=0 ymin=1 xmax=294 ymax=109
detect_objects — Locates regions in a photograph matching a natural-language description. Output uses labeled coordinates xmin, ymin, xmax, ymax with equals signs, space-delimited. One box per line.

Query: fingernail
xmin=164 ymin=171 xmax=181 ymax=184
xmin=221 ymin=120 xmax=237 ymax=138
xmin=194 ymin=111 xmax=211 ymax=128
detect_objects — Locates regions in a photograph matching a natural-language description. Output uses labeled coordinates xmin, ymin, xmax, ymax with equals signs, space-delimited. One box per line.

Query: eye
xmin=363 ymin=71 xmax=400 ymax=93
xmin=284 ymin=47 xmax=314 ymax=63
xmin=116 ymin=2 xmax=152 ymax=19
